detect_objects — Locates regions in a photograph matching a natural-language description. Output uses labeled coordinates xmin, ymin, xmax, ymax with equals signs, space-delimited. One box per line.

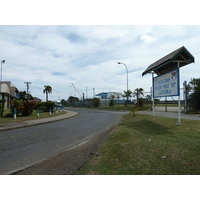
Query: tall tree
xmin=189 ymin=78 xmax=200 ymax=111
xmin=122 ymin=89 xmax=132 ymax=99
xmin=189 ymin=78 xmax=200 ymax=91
xmin=43 ymin=85 xmax=52 ymax=102
xmin=19 ymin=91 xmax=34 ymax=101
xmin=122 ymin=89 xmax=132 ymax=105
xmin=133 ymin=88 xmax=144 ymax=106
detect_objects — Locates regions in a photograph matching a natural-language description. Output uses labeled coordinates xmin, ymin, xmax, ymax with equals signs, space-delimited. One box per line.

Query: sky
xmin=0 ymin=25 xmax=200 ymax=101
xmin=1 ymin=0 xmax=200 ymax=198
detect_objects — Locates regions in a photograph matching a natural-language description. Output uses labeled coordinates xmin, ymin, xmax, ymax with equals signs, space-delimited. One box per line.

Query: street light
xmin=117 ymin=62 xmax=129 ymax=102
xmin=1 ymin=60 xmax=5 ymax=82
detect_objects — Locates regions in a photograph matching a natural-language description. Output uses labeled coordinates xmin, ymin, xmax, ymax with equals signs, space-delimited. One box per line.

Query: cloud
xmin=0 ymin=25 xmax=199 ymax=101
xmin=140 ymin=34 xmax=155 ymax=44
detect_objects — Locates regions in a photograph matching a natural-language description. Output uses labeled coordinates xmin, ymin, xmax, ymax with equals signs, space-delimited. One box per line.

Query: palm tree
xmin=133 ymin=88 xmax=144 ymax=107
xmin=189 ymin=78 xmax=200 ymax=91
xmin=122 ymin=89 xmax=132 ymax=105
xmin=43 ymin=85 xmax=52 ymax=102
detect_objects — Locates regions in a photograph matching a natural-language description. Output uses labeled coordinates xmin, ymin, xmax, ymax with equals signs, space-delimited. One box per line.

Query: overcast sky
xmin=1 ymin=1 xmax=199 ymax=197
xmin=0 ymin=25 xmax=200 ymax=101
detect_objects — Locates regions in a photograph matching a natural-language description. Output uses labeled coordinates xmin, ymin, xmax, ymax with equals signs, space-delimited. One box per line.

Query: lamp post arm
xmin=118 ymin=62 xmax=129 ymax=102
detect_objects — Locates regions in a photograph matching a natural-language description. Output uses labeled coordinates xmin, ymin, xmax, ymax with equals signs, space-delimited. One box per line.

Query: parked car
xmin=55 ymin=102 xmax=63 ymax=107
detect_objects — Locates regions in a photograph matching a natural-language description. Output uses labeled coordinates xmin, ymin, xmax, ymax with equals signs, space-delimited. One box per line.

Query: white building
xmin=0 ymin=81 xmax=19 ymax=109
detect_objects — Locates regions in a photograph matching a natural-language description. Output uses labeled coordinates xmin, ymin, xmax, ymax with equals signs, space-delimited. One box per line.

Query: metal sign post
xmin=178 ymin=62 xmax=181 ymax=125
xmin=151 ymin=72 xmax=155 ymax=117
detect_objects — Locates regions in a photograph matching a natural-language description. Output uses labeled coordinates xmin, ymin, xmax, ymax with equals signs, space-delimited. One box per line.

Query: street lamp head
xmin=1 ymin=60 xmax=5 ymax=64
xmin=117 ymin=62 xmax=121 ymax=64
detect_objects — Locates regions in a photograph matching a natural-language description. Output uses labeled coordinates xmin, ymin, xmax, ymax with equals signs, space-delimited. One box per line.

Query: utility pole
xmin=1 ymin=60 xmax=5 ymax=82
xmin=24 ymin=82 xmax=31 ymax=101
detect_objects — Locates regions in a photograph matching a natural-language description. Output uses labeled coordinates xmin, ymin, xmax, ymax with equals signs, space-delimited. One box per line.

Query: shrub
xmin=109 ymin=99 xmax=115 ymax=107
xmin=21 ymin=102 xmax=35 ymax=116
xmin=10 ymin=100 xmax=35 ymax=116
xmin=35 ymin=101 xmax=55 ymax=112
xmin=11 ymin=100 xmax=23 ymax=116
xmin=0 ymin=99 xmax=6 ymax=117
xmin=136 ymin=98 xmax=144 ymax=107
xmin=91 ymin=98 xmax=100 ymax=107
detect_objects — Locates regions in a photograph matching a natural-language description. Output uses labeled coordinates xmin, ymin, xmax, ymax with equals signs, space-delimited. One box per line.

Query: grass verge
xmin=76 ymin=113 xmax=200 ymax=175
xmin=0 ymin=109 xmax=66 ymax=125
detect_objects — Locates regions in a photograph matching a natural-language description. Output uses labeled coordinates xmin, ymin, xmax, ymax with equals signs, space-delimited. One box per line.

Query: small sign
xmin=153 ymin=68 xmax=180 ymax=98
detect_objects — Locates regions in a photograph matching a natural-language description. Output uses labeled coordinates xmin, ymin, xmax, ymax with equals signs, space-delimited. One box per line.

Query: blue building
xmin=95 ymin=92 xmax=108 ymax=99
xmin=95 ymin=92 xmax=126 ymax=104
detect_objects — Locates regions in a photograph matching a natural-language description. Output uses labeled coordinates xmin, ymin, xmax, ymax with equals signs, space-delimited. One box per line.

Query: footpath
xmin=0 ymin=110 xmax=78 ymax=132
xmin=137 ymin=106 xmax=200 ymax=121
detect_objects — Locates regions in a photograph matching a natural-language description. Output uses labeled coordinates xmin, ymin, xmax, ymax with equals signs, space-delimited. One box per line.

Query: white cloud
xmin=140 ymin=34 xmax=155 ymax=44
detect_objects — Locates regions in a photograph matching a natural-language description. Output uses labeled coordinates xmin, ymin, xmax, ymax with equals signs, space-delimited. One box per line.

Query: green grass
xmin=0 ymin=109 xmax=66 ymax=124
xmin=155 ymin=103 xmax=184 ymax=107
xmin=76 ymin=113 xmax=200 ymax=175
xmin=95 ymin=104 xmax=151 ymax=111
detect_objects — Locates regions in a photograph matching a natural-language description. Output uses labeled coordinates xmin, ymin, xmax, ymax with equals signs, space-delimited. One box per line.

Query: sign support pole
xmin=178 ymin=62 xmax=181 ymax=125
xmin=178 ymin=95 xmax=181 ymax=124
xmin=152 ymin=72 xmax=155 ymax=117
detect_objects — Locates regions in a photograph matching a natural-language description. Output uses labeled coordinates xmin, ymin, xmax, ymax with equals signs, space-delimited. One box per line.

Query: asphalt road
xmin=0 ymin=108 xmax=128 ymax=175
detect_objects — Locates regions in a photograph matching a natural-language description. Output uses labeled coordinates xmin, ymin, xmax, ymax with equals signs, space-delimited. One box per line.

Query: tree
xmin=133 ymin=88 xmax=144 ymax=107
xmin=189 ymin=78 xmax=200 ymax=91
xmin=43 ymin=85 xmax=52 ymax=102
xmin=68 ymin=96 xmax=79 ymax=105
xmin=109 ymin=95 xmax=115 ymax=107
xmin=19 ymin=91 xmax=34 ymax=101
xmin=122 ymin=89 xmax=132 ymax=105
xmin=61 ymin=99 xmax=67 ymax=106
xmin=122 ymin=89 xmax=132 ymax=99
xmin=188 ymin=78 xmax=200 ymax=111
xmin=0 ymin=99 xmax=6 ymax=117
xmin=91 ymin=98 xmax=100 ymax=107
xmin=145 ymin=95 xmax=152 ymax=102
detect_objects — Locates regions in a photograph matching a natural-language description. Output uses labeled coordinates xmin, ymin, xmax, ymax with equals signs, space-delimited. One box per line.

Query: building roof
xmin=142 ymin=46 xmax=195 ymax=76
xmin=0 ymin=92 xmax=19 ymax=98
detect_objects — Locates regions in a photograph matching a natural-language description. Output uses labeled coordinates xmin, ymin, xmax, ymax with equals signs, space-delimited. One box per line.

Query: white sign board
xmin=153 ymin=68 xmax=180 ymax=98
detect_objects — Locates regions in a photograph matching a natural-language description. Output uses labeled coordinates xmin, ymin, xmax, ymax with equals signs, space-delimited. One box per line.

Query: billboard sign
xmin=153 ymin=68 xmax=179 ymax=98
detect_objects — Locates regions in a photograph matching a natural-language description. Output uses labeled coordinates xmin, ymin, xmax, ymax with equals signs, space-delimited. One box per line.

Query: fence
xmin=69 ymin=86 xmax=200 ymax=113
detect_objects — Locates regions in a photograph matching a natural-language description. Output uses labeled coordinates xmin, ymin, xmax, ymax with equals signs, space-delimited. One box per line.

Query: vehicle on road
xmin=55 ymin=102 xmax=63 ymax=107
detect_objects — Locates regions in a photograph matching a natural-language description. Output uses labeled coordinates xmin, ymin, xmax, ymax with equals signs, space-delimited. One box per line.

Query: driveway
xmin=137 ymin=106 xmax=200 ymax=120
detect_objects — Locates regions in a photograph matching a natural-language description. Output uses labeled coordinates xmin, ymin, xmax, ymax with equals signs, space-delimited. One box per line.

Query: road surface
xmin=0 ymin=108 xmax=128 ymax=174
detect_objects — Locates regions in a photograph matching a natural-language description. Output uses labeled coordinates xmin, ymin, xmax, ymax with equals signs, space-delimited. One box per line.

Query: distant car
xmin=55 ymin=103 xmax=63 ymax=107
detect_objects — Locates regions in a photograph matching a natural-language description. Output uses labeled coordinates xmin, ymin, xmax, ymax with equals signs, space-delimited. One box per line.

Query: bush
xmin=189 ymin=91 xmax=200 ymax=112
xmin=21 ymin=102 xmax=35 ymax=116
xmin=109 ymin=99 xmax=115 ymax=107
xmin=138 ymin=98 xmax=144 ymax=107
xmin=35 ymin=102 xmax=55 ymax=112
xmin=0 ymin=99 xmax=6 ymax=117
xmin=11 ymin=100 xmax=23 ymax=116
xmin=91 ymin=98 xmax=100 ymax=107
xmin=10 ymin=100 xmax=35 ymax=116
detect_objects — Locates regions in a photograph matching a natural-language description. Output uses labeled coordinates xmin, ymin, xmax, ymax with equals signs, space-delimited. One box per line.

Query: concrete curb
xmin=0 ymin=110 xmax=78 ymax=132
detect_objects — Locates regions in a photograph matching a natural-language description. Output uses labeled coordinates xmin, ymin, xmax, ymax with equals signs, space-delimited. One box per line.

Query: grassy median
xmin=0 ymin=109 xmax=66 ymax=125
xmin=76 ymin=113 xmax=200 ymax=175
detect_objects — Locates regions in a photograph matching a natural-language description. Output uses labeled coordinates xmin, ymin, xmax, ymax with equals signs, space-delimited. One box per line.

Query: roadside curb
xmin=0 ymin=110 xmax=79 ymax=132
